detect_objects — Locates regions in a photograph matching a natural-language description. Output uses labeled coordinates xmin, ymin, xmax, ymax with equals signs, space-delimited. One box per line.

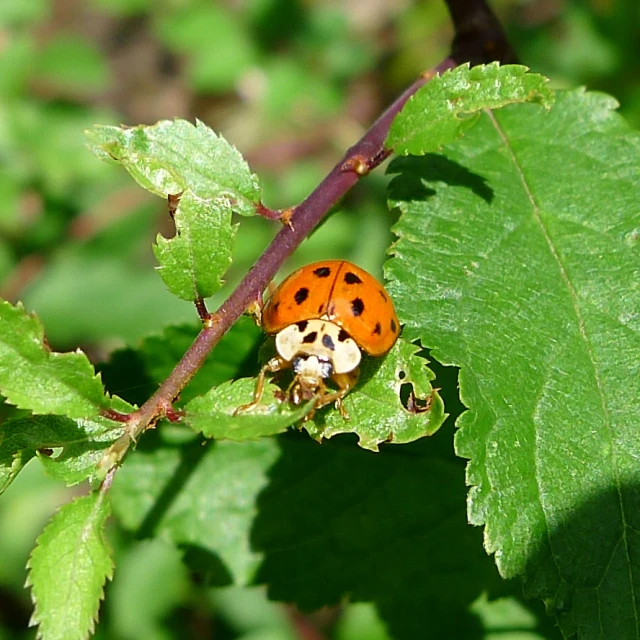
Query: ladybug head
xmin=289 ymin=355 xmax=332 ymax=403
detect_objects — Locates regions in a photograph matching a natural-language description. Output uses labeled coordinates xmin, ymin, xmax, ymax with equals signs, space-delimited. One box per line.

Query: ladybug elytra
xmin=237 ymin=260 xmax=400 ymax=418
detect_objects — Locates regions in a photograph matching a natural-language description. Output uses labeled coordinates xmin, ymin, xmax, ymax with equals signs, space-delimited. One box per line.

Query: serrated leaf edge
xmin=0 ymin=300 xmax=109 ymax=418
xmin=26 ymin=492 xmax=114 ymax=640
xmin=388 ymin=62 xmax=555 ymax=155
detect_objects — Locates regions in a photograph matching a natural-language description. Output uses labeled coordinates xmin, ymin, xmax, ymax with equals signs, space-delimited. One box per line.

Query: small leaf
xmin=86 ymin=120 xmax=258 ymax=301
xmin=152 ymin=191 xmax=236 ymax=299
xmin=27 ymin=492 xmax=113 ymax=640
xmin=0 ymin=300 xmax=108 ymax=418
xmin=303 ymin=339 xmax=446 ymax=452
xmin=184 ymin=378 xmax=314 ymax=440
xmin=387 ymin=63 xmax=554 ymax=156
xmin=85 ymin=119 xmax=260 ymax=214
xmin=0 ymin=414 xmax=125 ymax=495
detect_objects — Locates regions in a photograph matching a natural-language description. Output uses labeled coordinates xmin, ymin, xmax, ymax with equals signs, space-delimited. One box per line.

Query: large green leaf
xmin=0 ymin=300 xmax=108 ymax=418
xmin=386 ymin=63 xmax=554 ymax=156
xmin=27 ymin=493 xmax=113 ymax=640
xmin=110 ymin=429 xmax=507 ymax=637
xmin=387 ymin=88 xmax=640 ymax=638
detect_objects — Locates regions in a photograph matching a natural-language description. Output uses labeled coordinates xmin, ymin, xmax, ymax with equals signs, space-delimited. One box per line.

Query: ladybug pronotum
xmin=237 ymin=260 xmax=400 ymax=418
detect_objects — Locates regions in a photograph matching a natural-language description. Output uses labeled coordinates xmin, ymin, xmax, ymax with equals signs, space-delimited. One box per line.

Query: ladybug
xmin=237 ymin=260 xmax=400 ymax=418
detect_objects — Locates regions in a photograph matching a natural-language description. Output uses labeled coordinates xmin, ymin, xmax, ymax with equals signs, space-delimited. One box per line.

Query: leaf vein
xmin=488 ymin=109 xmax=639 ymax=634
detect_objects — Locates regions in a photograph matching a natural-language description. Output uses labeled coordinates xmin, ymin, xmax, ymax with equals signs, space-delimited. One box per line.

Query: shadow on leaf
xmin=250 ymin=427 xmax=502 ymax=639
xmin=388 ymin=154 xmax=494 ymax=205
xmin=522 ymin=482 xmax=640 ymax=639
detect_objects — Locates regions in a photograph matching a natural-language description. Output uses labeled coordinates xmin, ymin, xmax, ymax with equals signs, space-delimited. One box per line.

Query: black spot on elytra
xmin=373 ymin=322 xmax=382 ymax=335
xmin=338 ymin=329 xmax=350 ymax=342
xmin=313 ymin=266 xmax=331 ymax=278
xmin=390 ymin=318 xmax=397 ymax=333
xmin=296 ymin=320 xmax=308 ymax=332
xmin=271 ymin=301 xmax=280 ymax=314
xmin=302 ymin=331 xmax=317 ymax=344
xmin=351 ymin=298 xmax=365 ymax=317
xmin=317 ymin=304 xmax=324 ymax=313
xmin=294 ymin=287 xmax=309 ymax=305
xmin=379 ymin=289 xmax=388 ymax=303
xmin=322 ymin=334 xmax=335 ymax=351
xmin=344 ymin=272 xmax=362 ymax=285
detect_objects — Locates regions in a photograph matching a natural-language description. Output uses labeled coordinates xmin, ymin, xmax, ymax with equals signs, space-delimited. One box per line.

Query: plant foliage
xmin=0 ymin=9 xmax=637 ymax=636
xmin=388 ymin=87 xmax=640 ymax=639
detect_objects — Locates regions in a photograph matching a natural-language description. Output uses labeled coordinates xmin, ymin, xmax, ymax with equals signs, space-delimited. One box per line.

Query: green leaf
xmin=0 ymin=300 xmax=108 ymax=418
xmin=387 ymin=88 xmax=640 ymax=637
xmin=152 ymin=191 xmax=236 ymax=299
xmin=253 ymin=434 xmax=504 ymax=638
xmin=86 ymin=119 xmax=259 ymax=300
xmin=27 ymin=492 xmax=113 ymax=640
xmin=111 ymin=435 xmax=280 ymax=586
xmin=0 ymin=414 xmax=125 ymax=495
xmin=304 ymin=339 xmax=445 ymax=451
xmin=85 ymin=119 xmax=260 ymax=213
xmin=386 ymin=63 xmax=554 ymax=155
xmin=184 ymin=378 xmax=314 ymax=440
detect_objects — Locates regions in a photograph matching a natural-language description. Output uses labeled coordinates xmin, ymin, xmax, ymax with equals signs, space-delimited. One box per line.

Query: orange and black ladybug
xmin=238 ymin=260 xmax=400 ymax=417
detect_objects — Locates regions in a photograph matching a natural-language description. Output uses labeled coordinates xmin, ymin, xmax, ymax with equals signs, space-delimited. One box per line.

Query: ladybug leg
xmin=315 ymin=369 xmax=359 ymax=420
xmin=234 ymin=356 xmax=289 ymax=415
xmin=314 ymin=388 xmax=349 ymax=419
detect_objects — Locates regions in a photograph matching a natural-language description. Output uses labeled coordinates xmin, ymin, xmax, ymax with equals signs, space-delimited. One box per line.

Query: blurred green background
xmin=0 ymin=0 xmax=638 ymax=638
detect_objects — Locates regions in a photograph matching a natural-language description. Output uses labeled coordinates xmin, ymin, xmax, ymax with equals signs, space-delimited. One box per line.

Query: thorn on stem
xmin=341 ymin=155 xmax=371 ymax=176
xmin=280 ymin=207 xmax=295 ymax=230
xmin=246 ymin=298 xmax=264 ymax=326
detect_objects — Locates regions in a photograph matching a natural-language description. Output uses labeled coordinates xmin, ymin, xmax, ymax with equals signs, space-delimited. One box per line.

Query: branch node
xmin=280 ymin=207 xmax=295 ymax=230
xmin=202 ymin=312 xmax=222 ymax=329
xmin=341 ymin=155 xmax=371 ymax=176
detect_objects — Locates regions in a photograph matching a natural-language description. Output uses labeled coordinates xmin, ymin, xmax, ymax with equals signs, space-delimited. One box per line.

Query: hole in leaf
xmin=38 ymin=447 xmax=63 ymax=459
xmin=399 ymin=383 xmax=433 ymax=414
